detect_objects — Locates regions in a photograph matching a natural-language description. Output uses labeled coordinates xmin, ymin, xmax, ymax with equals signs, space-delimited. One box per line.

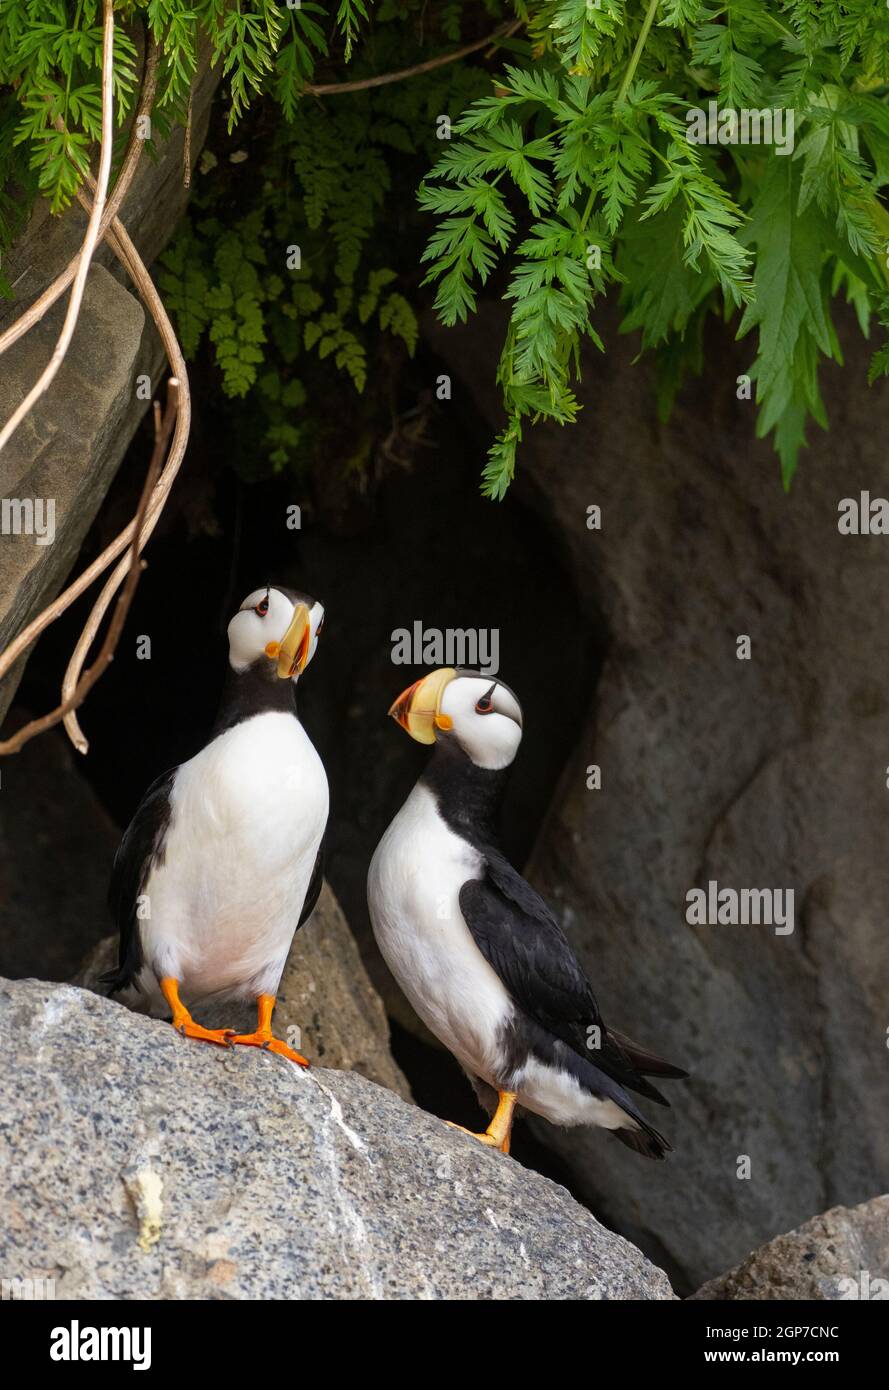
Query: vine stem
xmin=0 ymin=383 xmax=177 ymax=758
xmin=60 ymin=183 xmax=192 ymax=755
xmin=306 ymin=21 xmax=522 ymax=95
xmin=0 ymin=24 xmax=191 ymax=756
xmin=616 ymin=0 xmax=662 ymax=107
xmin=0 ymin=0 xmax=115 ymax=454
xmin=0 ymin=36 xmax=159 ymax=359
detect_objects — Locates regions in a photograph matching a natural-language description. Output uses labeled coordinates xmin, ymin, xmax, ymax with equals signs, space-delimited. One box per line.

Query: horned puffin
xmin=367 ymin=668 xmax=687 ymax=1155
xmin=103 ymin=585 xmax=328 ymax=1065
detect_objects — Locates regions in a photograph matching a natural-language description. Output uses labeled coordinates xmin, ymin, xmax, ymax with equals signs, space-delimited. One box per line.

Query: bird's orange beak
xmin=388 ymin=667 xmax=457 ymax=744
xmin=275 ymin=603 xmax=312 ymax=679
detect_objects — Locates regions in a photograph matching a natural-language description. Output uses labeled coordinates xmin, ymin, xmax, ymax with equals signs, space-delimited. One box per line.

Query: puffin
xmin=367 ymin=667 xmax=687 ymax=1155
xmin=103 ymin=585 xmax=328 ymax=1066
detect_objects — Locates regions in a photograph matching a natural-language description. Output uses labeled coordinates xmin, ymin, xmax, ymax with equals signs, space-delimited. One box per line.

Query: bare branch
xmin=183 ymin=81 xmax=194 ymax=189
xmin=0 ymin=0 xmax=116 ymax=453
xmin=0 ymin=381 xmax=178 ymax=757
xmin=305 ymin=21 xmax=521 ymax=96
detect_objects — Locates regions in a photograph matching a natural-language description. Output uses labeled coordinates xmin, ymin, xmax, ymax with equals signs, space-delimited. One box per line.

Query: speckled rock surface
xmin=75 ymin=882 xmax=411 ymax=1103
xmin=0 ymin=977 xmax=675 ymax=1300
xmin=691 ymin=1197 xmax=889 ymax=1301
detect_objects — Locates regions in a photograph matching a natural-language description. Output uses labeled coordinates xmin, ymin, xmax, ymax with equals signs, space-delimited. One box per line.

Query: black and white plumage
xmin=104 ymin=585 xmax=328 ymax=1063
xmin=368 ymin=668 xmax=686 ymax=1156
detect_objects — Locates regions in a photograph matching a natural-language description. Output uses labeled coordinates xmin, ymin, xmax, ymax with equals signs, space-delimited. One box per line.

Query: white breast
xmin=367 ymin=782 xmax=514 ymax=1084
xmin=139 ymin=711 xmax=328 ymax=1004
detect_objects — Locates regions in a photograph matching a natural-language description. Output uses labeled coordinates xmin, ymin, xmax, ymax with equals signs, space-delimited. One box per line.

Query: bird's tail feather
xmin=613 ymin=1118 xmax=672 ymax=1160
xmin=609 ymin=1028 xmax=689 ymax=1080
xmin=99 ymin=965 xmax=132 ymax=996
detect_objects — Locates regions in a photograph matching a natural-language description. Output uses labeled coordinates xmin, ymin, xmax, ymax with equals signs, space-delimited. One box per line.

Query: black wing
xmin=297 ymin=837 xmax=325 ymax=930
xmin=102 ymin=768 xmax=176 ymax=994
xmin=460 ymin=846 xmax=677 ymax=1105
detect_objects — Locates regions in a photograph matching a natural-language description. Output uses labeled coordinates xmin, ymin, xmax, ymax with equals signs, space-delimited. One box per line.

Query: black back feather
xmin=298 ymin=839 xmax=325 ymax=929
xmin=460 ymin=850 xmax=674 ymax=1106
xmin=102 ymin=768 xmax=176 ymax=994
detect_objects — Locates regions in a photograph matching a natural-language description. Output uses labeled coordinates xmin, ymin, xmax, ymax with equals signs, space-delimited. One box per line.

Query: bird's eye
xmin=476 ymin=695 xmax=493 ymax=714
xmin=255 ymin=596 xmax=269 ymax=616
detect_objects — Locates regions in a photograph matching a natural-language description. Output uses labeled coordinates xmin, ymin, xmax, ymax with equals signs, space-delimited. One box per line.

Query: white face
xmin=438 ymin=673 xmax=523 ymax=771
xmin=227 ymin=586 xmax=325 ymax=678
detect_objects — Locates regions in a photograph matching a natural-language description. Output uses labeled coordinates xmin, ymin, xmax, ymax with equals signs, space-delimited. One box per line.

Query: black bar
xmin=3 ymin=1294 xmax=883 ymax=1374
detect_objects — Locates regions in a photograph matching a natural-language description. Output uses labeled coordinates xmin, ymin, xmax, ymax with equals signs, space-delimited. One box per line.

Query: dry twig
xmin=305 ymin=21 xmax=521 ymax=95
xmin=183 ymin=82 xmax=193 ymax=189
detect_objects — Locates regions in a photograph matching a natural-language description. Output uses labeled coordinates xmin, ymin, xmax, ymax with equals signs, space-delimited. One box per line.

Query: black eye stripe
xmin=476 ymin=683 xmax=497 ymax=714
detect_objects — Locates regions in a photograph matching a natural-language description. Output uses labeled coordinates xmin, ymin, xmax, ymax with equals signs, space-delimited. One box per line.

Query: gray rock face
xmin=424 ymin=301 xmax=889 ymax=1290
xmin=0 ymin=977 xmax=674 ymax=1300
xmin=77 ymin=882 xmax=411 ymax=1102
xmin=692 ymin=1197 xmax=889 ymax=1300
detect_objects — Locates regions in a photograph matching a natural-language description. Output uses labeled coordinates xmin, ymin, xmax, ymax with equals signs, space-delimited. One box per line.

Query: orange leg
xmin=229 ymin=994 xmax=309 ymax=1068
xmin=446 ymin=1090 xmax=516 ymax=1153
xmin=160 ymin=977 xmax=234 ymax=1047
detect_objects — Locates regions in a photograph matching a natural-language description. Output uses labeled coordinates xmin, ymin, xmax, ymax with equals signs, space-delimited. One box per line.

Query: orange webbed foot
xmin=445 ymin=1121 xmax=502 ymax=1147
xmin=173 ymin=1018 xmax=234 ymax=1048
xmin=229 ymin=995 xmax=309 ymax=1067
xmin=229 ymin=1030 xmax=310 ymax=1067
xmin=444 ymin=1090 xmax=516 ymax=1153
xmin=160 ymin=977 xmax=234 ymax=1049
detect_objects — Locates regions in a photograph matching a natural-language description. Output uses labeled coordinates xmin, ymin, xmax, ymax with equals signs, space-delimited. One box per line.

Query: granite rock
xmin=0 ymin=977 xmax=675 ymax=1300
xmin=692 ymin=1197 xmax=889 ymax=1300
